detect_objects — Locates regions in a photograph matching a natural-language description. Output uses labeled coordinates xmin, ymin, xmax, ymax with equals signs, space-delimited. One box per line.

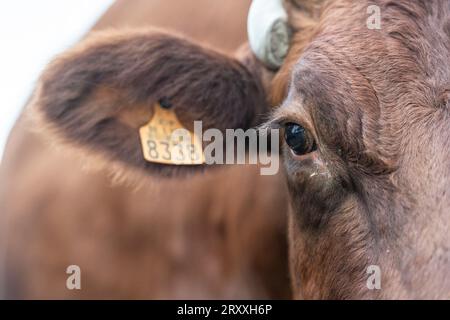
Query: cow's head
xmin=32 ymin=0 xmax=450 ymax=298
xmin=266 ymin=0 xmax=450 ymax=298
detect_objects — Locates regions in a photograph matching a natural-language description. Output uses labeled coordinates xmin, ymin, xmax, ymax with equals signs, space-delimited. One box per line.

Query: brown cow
xmin=0 ymin=0 xmax=291 ymax=299
xmin=3 ymin=0 xmax=449 ymax=300
xmin=272 ymin=0 xmax=450 ymax=299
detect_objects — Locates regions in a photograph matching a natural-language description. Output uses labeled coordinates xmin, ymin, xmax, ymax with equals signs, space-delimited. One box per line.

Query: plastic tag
xmin=139 ymin=104 xmax=205 ymax=165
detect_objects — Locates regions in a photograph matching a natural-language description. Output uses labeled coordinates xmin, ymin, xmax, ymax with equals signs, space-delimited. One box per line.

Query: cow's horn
xmin=247 ymin=0 xmax=292 ymax=70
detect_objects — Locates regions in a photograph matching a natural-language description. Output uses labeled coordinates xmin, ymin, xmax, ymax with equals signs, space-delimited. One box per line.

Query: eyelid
xmin=259 ymin=113 xmax=287 ymax=131
xmin=269 ymin=111 xmax=321 ymax=152
xmin=276 ymin=115 xmax=315 ymax=136
xmin=265 ymin=112 xmax=304 ymax=128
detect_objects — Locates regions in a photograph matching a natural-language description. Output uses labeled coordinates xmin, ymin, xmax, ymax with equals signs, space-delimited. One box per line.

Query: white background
xmin=0 ymin=0 xmax=113 ymax=161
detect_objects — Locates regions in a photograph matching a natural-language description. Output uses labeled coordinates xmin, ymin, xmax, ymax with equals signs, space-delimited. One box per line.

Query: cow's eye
xmin=284 ymin=123 xmax=317 ymax=155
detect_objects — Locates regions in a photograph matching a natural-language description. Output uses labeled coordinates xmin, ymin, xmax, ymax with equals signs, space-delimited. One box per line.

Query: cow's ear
xmin=32 ymin=29 xmax=267 ymax=179
xmin=283 ymin=0 xmax=325 ymax=23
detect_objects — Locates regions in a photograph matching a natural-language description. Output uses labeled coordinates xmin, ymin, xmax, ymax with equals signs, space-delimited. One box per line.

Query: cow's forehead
xmin=290 ymin=0 xmax=450 ymax=111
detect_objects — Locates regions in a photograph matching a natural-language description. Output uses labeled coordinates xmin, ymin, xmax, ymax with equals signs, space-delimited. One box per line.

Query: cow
xmin=0 ymin=0 xmax=291 ymax=299
xmin=2 ymin=0 xmax=450 ymax=300
xmin=69 ymin=0 xmax=450 ymax=299
xmin=272 ymin=0 xmax=450 ymax=299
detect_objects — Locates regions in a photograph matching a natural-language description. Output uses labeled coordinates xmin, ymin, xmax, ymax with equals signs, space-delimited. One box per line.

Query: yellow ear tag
xmin=139 ymin=103 xmax=205 ymax=165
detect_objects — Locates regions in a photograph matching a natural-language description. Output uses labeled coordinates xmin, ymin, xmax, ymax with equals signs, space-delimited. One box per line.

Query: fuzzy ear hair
xmin=32 ymin=29 xmax=268 ymax=179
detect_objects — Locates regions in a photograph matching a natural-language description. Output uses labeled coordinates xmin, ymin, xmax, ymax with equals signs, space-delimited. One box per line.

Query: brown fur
xmin=0 ymin=0 xmax=291 ymax=299
xmin=34 ymin=29 xmax=267 ymax=178
xmin=93 ymin=0 xmax=251 ymax=55
xmin=271 ymin=0 xmax=450 ymax=298
xmin=4 ymin=0 xmax=448 ymax=300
